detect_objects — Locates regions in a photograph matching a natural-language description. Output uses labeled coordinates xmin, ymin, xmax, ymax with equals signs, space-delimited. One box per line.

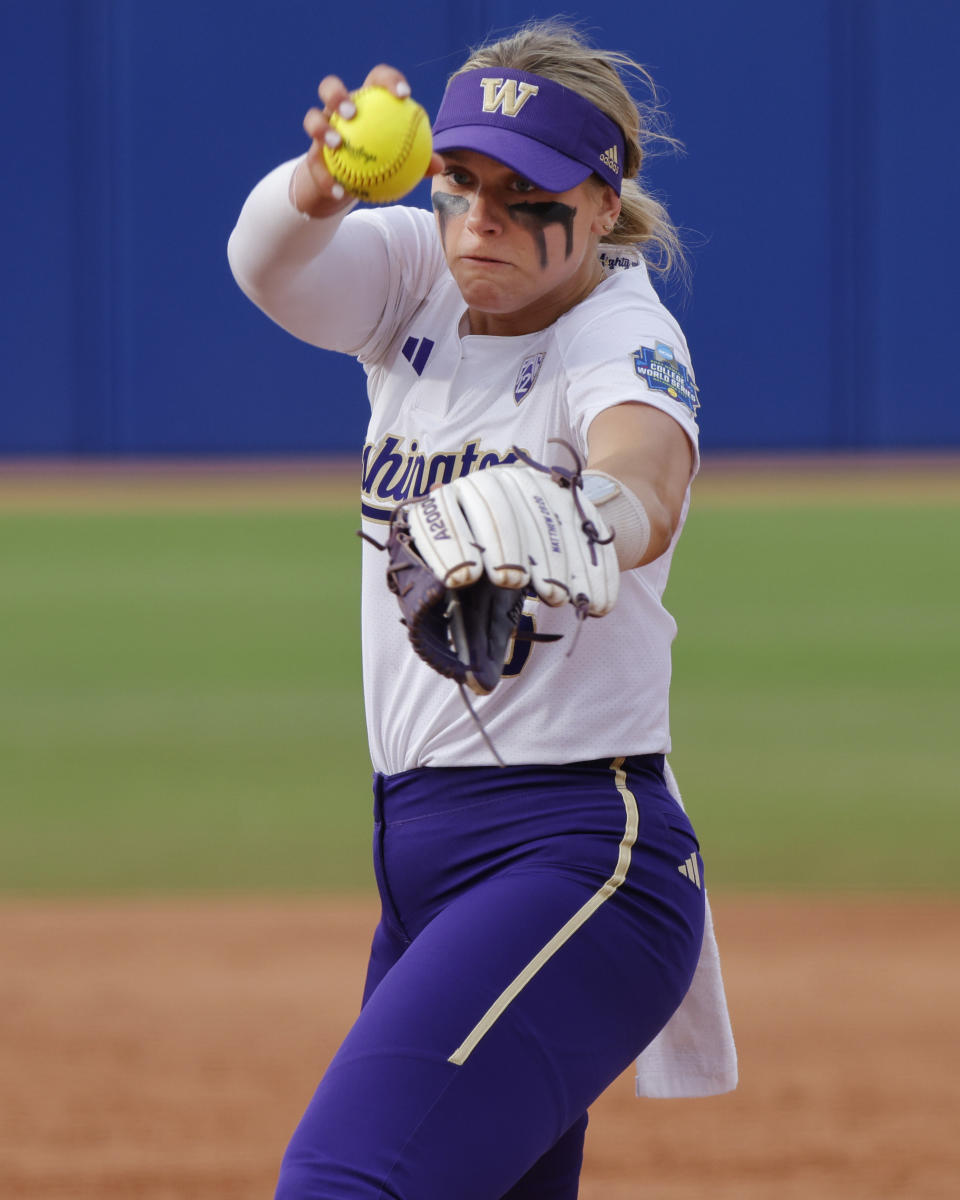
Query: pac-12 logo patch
xmin=632 ymin=342 xmax=700 ymax=415
xmin=514 ymin=352 xmax=546 ymax=404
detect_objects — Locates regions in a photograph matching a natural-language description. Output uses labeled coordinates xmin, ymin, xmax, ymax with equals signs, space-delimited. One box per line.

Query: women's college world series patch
xmin=632 ymin=342 xmax=700 ymax=415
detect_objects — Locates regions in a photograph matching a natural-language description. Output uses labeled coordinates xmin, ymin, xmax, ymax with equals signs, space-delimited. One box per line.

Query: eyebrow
xmin=441 ymin=156 xmax=538 ymax=188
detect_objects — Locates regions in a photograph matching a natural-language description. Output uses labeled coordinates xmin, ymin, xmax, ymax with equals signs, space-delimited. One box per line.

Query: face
xmin=431 ymin=150 xmax=620 ymax=336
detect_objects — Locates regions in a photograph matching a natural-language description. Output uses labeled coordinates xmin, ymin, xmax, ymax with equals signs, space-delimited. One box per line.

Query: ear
xmin=590 ymin=183 xmax=621 ymax=237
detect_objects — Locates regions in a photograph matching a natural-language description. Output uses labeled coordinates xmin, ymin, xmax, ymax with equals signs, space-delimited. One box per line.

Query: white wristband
xmin=581 ymin=470 xmax=651 ymax=570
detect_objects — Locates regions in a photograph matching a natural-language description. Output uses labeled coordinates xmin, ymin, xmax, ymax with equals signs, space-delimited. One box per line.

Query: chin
xmin=456 ymin=280 xmax=518 ymax=314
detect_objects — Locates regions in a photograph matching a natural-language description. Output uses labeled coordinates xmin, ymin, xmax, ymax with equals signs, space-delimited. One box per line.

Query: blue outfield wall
xmin=1 ymin=0 xmax=957 ymax=456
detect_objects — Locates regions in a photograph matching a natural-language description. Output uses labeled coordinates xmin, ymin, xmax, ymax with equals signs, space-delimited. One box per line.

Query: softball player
xmin=229 ymin=19 xmax=736 ymax=1199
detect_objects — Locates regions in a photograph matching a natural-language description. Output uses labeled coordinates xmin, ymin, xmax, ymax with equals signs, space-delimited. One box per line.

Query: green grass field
xmin=1 ymin=486 xmax=957 ymax=894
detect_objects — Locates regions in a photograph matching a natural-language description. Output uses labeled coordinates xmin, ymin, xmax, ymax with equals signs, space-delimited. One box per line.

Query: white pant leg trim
xmin=447 ymin=757 xmax=640 ymax=1066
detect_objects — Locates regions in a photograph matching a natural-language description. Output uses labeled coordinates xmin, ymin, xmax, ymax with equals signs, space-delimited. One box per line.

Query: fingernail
xmin=331 ymin=183 xmax=345 ymax=200
xmin=338 ymin=99 xmax=357 ymax=119
xmin=324 ymin=129 xmax=341 ymax=148
xmin=395 ymin=80 xmax=411 ymax=98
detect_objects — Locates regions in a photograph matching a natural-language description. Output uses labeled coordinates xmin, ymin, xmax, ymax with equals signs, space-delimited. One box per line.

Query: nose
xmin=465 ymin=189 xmax=504 ymax=236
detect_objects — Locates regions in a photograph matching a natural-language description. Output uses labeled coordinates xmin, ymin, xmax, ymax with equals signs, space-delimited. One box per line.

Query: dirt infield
xmin=3 ymin=895 xmax=958 ymax=1199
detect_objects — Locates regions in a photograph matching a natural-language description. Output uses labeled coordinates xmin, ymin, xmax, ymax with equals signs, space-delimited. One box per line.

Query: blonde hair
xmin=453 ymin=19 xmax=686 ymax=280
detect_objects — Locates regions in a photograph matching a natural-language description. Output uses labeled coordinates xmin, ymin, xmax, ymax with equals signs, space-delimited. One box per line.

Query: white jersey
xmin=228 ymin=160 xmax=702 ymax=774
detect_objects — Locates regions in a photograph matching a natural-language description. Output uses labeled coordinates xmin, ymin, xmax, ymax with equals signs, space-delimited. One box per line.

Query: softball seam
xmin=325 ymin=88 xmax=427 ymax=196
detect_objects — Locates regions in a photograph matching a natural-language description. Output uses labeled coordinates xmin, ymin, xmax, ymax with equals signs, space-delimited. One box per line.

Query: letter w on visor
xmin=481 ymin=78 xmax=540 ymax=117
xmin=432 ymin=68 xmax=624 ymax=195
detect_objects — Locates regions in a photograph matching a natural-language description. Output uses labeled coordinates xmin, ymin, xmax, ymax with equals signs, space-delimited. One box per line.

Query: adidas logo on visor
xmin=599 ymin=145 xmax=620 ymax=173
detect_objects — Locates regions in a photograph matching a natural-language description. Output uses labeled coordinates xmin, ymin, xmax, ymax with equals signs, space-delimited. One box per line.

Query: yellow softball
xmin=323 ymin=86 xmax=433 ymax=204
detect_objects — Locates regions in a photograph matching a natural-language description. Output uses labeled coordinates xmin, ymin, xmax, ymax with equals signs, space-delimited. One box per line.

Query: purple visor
xmin=432 ymin=68 xmax=625 ymax=195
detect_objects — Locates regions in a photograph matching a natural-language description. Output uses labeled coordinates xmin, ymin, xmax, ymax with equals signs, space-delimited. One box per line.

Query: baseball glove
xmin=380 ymin=511 xmax=533 ymax=695
xmin=361 ymin=442 xmax=619 ymax=697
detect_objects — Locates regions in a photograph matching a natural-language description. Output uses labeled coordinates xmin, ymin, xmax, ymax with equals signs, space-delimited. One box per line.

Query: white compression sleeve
xmin=226 ymin=157 xmax=390 ymax=352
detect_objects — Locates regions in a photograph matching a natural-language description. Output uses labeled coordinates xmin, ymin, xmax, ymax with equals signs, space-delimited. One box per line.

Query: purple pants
xmin=276 ymin=755 xmax=704 ymax=1199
